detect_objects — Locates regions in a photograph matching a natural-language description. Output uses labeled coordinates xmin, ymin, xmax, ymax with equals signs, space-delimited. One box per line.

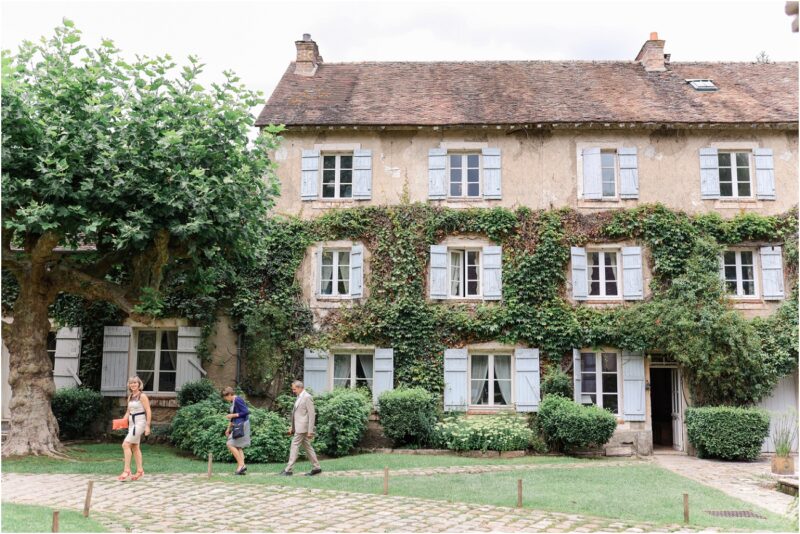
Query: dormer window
xmin=687 ymin=79 xmax=718 ymax=91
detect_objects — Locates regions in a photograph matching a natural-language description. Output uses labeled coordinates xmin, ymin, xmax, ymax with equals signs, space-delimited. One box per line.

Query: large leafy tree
xmin=1 ymin=21 xmax=280 ymax=456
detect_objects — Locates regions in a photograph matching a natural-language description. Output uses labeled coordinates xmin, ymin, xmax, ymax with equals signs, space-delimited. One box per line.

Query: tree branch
xmin=49 ymin=264 xmax=136 ymax=314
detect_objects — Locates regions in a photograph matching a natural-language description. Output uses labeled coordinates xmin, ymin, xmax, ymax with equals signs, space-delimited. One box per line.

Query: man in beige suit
xmin=279 ymin=380 xmax=322 ymax=476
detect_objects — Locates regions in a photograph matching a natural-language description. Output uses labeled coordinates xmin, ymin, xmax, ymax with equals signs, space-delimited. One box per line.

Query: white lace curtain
xmin=471 ymin=356 xmax=489 ymax=404
xmin=494 ymin=356 xmax=511 ymax=405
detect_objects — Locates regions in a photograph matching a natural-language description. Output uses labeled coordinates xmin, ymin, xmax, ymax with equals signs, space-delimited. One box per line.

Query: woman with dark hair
xmin=222 ymin=386 xmax=250 ymax=475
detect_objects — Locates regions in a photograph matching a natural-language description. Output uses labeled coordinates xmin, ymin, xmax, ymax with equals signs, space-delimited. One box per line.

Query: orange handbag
xmin=112 ymin=417 xmax=129 ymax=431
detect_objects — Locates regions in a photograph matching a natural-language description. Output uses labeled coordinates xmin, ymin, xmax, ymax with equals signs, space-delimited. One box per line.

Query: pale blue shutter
xmin=353 ymin=149 xmax=372 ymax=200
xmin=428 ymin=148 xmax=447 ymax=199
xmin=482 ymin=246 xmax=502 ymax=300
xmin=373 ymin=348 xmax=394 ymax=405
xmin=760 ymin=246 xmax=785 ymax=300
xmin=303 ymin=349 xmax=330 ymax=394
xmin=572 ymin=349 xmax=582 ymax=403
xmin=618 ymin=147 xmax=639 ymax=199
xmin=429 ymin=245 xmax=448 ymax=299
xmin=582 ymin=148 xmax=602 ymax=200
xmin=699 ymin=148 xmax=720 ymax=199
xmin=571 ymin=247 xmax=588 ymax=300
xmin=622 ymin=351 xmax=645 ymax=421
xmin=101 ymin=326 xmax=131 ymax=396
xmin=350 ymin=245 xmax=364 ymax=298
xmin=301 ymin=149 xmax=320 ymax=200
xmin=514 ymin=348 xmax=540 ymax=412
xmin=177 ymin=326 xmax=206 ymax=390
xmin=444 ymin=348 xmax=468 ymax=411
xmin=482 ymin=147 xmax=502 ymax=199
xmin=622 ymin=246 xmax=644 ymax=300
xmin=754 ymin=148 xmax=776 ymax=200
xmin=53 ymin=327 xmax=82 ymax=389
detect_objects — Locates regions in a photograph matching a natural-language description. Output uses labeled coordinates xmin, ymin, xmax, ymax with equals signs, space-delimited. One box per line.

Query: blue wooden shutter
xmin=582 ymin=148 xmax=602 ymax=200
xmin=760 ymin=246 xmax=785 ymax=300
xmin=177 ymin=326 xmax=206 ymax=391
xmin=572 ymin=348 xmax=582 ymax=403
xmin=482 ymin=245 xmax=502 ymax=300
xmin=350 ymin=245 xmax=364 ymax=298
xmin=622 ymin=246 xmax=644 ymax=300
xmin=53 ymin=327 xmax=82 ymax=389
xmin=428 ymin=148 xmax=447 ymax=199
xmin=429 ymin=245 xmax=448 ymax=299
xmin=699 ymin=148 xmax=720 ymax=199
xmin=101 ymin=326 xmax=131 ymax=396
xmin=514 ymin=348 xmax=540 ymax=412
xmin=571 ymin=247 xmax=588 ymax=300
xmin=482 ymin=147 xmax=502 ymax=199
xmin=754 ymin=148 xmax=776 ymax=200
xmin=444 ymin=348 xmax=468 ymax=411
xmin=301 ymin=149 xmax=320 ymax=200
xmin=353 ymin=149 xmax=372 ymax=200
xmin=373 ymin=348 xmax=394 ymax=405
xmin=618 ymin=147 xmax=639 ymax=199
xmin=622 ymin=351 xmax=646 ymax=421
xmin=303 ymin=349 xmax=330 ymax=394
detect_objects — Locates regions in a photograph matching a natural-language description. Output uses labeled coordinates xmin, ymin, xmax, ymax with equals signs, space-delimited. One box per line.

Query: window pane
xmin=737 ymin=181 xmax=751 ymax=197
xmin=719 ymin=182 xmax=733 ymax=197
xmin=450 ymin=251 xmax=462 ymax=297
xmin=718 ymin=167 xmax=732 ymax=183
xmin=47 ymin=332 xmax=57 ymax=352
xmin=601 ymin=353 xmax=617 ymax=372
xmin=339 ymin=169 xmax=352 ymax=185
xmin=334 ymin=354 xmax=350 ymax=379
xmin=450 ymin=168 xmax=461 ymax=182
xmin=322 ymin=184 xmax=336 ymax=198
xmin=602 ymin=373 xmax=618 ymax=393
xmin=602 ymin=181 xmax=616 ymax=197
xmin=467 ymin=154 xmax=479 ymax=167
xmin=718 ymin=153 xmax=731 ymax=166
xmin=161 ymin=331 xmax=178 ymax=352
xmin=723 ymin=251 xmax=736 ymax=265
xmin=323 ymin=156 xmax=336 ymax=169
xmin=138 ymin=331 xmax=156 ymax=350
xmin=450 ymin=155 xmax=462 ymax=168
xmin=581 ymin=353 xmax=596 ymax=372
xmin=725 ymin=280 xmax=737 ymax=294
xmin=735 ymin=152 xmax=749 ymax=167
xmin=494 ymin=380 xmax=510 ymax=405
xmin=467 ymin=183 xmax=480 ymax=197
xmin=467 ymin=280 xmax=479 ymax=296
xmin=471 ymin=355 xmax=489 ymax=405
xmin=467 ymin=168 xmax=479 ymax=183
xmin=601 ymin=152 xmax=615 ymax=167
xmin=340 ymin=155 xmax=352 ymax=169
xmin=450 ymin=182 xmax=462 ymax=197
xmin=605 ymin=280 xmax=618 ymax=296
xmin=340 ymin=183 xmax=352 ymax=198
xmin=139 ymin=371 xmax=154 ymax=391
xmin=338 ymin=278 xmax=350 ymax=295
xmin=582 ymin=375 xmax=597 ymax=395
xmin=603 ymin=394 xmax=619 ymax=414
xmin=322 ymin=169 xmax=336 ymax=184
xmin=159 ymin=371 xmax=176 ymax=392
xmin=160 ymin=351 xmax=177 ymax=372
xmin=740 ymin=251 xmax=753 ymax=265
xmin=741 ymin=265 xmax=754 ymax=283
xmin=137 ymin=351 xmax=155 ymax=371
xmin=742 ymin=280 xmax=755 ymax=296
xmin=602 ymin=167 xmax=615 ymax=182
xmin=724 ymin=265 xmax=737 ymax=281
xmin=320 ymin=279 xmax=333 ymax=295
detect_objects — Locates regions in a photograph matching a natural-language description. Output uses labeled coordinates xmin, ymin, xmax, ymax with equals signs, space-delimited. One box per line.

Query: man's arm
xmin=307 ymin=396 xmax=316 ymax=435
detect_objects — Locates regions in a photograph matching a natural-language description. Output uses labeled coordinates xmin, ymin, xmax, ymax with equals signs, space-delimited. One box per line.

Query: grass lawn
xmin=1 ymin=503 xmax=107 ymax=532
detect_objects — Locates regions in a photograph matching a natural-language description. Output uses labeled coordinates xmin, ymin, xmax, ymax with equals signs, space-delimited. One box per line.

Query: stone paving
xmin=2 ymin=472 xmax=712 ymax=533
xmin=653 ymin=453 xmax=797 ymax=517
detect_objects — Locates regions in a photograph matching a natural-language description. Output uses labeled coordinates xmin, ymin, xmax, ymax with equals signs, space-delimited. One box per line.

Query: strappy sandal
xmin=130 ymin=470 xmax=144 ymax=481
xmin=117 ymin=470 xmax=131 ymax=481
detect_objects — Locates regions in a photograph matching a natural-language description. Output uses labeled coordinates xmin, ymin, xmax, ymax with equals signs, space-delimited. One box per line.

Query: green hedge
xmin=432 ymin=414 xmax=542 ymax=452
xmin=685 ymin=406 xmax=770 ymax=461
xmin=540 ymin=368 xmax=573 ymax=399
xmin=51 ymin=387 xmax=105 ymax=439
xmin=313 ymin=388 xmax=371 ymax=457
xmin=176 ymin=379 xmax=219 ymax=407
xmin=377 ymin=387 xmax=439 ymax=447
xmin=537 ymin=395 xmax=617 ymax=452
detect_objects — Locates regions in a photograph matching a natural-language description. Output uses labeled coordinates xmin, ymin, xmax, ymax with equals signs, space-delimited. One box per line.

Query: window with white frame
xmin=46 ymin=331 xmax=57 ymax=370
xmin=449 ymin=153 xmax=481 ymax=198
xmin=722 ymin=250 xmax=757 ymax=297
xmin=136 ymin=330 xmax=177 ymax=393
xmin=449 ymin=249 xmax=481 ymax=298
xmin=580 ymin=351 xmax=620 ymax=413
xmin=332 ymin=353 xmax=374 ymax=393
xmin=600 ymin=150 xmax=618 ymax=198
xmin=588 ymin=250 xmax=620 ymax=298
xmin=321 ymin=154 xmax=353 ymax=199
xmin=718 ymin=151 xmax=752 ymax=198
xmin=320 ymin=249 xmax=350 ymax=296
xmin=470 ymin=354 xmax=512 ymax=406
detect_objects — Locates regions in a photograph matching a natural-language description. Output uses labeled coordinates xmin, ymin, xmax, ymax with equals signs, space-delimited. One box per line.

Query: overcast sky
xmin=2 ymin=0 xmax=797 ymax=115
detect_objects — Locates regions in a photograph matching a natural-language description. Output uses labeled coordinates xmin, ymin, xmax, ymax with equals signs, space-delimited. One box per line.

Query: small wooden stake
xmin=207 ymin=453 xmax=213 ymax=478
xmin=683 ymin=493 xmax=689 ymax=523
xmin=52 ymin=510 xmax=59 ymax=533
xmin=517 ymin=479 xmax=523 ymax=508
xmin=383 ymin=466 xmax=389 ymax=495
xmin=83 ymin=481 xmax=94 ymax=517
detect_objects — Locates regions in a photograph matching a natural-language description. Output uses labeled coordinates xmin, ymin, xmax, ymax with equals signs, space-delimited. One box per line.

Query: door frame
xmin=649 ymin=358 xmax=685 ymax=452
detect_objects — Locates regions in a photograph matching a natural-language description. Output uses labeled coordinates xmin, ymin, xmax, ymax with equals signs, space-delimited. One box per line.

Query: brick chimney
xmin=294 ymin=33 xmax=322 ymax=76
xmin=635 ymin=32 xmax=667 ymax=72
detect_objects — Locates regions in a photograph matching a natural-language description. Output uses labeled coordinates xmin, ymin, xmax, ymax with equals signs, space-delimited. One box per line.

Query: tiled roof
xmin=256 ymin=61 xmax=798 ymax=127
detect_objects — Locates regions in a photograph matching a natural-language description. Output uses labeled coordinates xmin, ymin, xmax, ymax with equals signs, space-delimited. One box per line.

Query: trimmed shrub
xmin=273 ymin=393 xmax=296 ymax=419
xmin=377 ymin=387 xmax=439 ymax=446
xmin=537 ymin=395 xmax=617 ymax=452
xmin=685 ymin=406 xmax=770 ymax=461
xmin=51 ymin=387 xmax=105 ymax=439
xmin=541 ymin=368 xmax=572 ymax=399
xmin=432 ymin=414 xmax=539 ymax=452
xmin=313 ymin=388 xmax=371 ymax=457
xmin=176 ymin=379 xmax=219 ymax=407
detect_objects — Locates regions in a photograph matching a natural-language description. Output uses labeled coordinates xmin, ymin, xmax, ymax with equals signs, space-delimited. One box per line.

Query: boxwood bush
xmin=176 ymin=379 xmax=219 ymax=407
xmin=313 ymin=388 xmax=372 ymax=457
xmin=51 ymin=387 xmax=105 ymax=439
xmin=537 ymin=395 xmax=617 ymax=452
xmin=685 ymin=406 xmax=770 ymax=461
xmin=432 ymin=413 xmax=541 ymax=452
xmin=540 ymin=368 xmax=573 ymax=399
xmin=377 ymin=387 xmax=439 ymax=446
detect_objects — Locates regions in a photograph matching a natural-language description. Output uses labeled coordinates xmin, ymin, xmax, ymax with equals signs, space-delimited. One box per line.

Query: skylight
xmin=686 ymin=79 xmax=718 ymax=91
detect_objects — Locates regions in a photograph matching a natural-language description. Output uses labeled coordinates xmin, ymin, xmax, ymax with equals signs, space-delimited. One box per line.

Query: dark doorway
xmin=650 ymin=368 xmax=673 ymax=447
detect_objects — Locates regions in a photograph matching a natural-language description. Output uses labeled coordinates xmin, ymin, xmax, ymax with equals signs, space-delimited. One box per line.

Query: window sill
xmin=309 ymin=200 xmax=367 ymax=208
xmin=433 ymin=298 xmax=494 ymax=304
xmin=467 ymin=406 xmax=515 ymax=415
xmin=711 ymin=199 xmax=763 ymax=209
xmin=730 ymin=299 xmax=770 ymax=310
xmin=577 ymin=199 xmax=635 ymax=210
xmin=315 ymin=295 xmax=356 ymax=301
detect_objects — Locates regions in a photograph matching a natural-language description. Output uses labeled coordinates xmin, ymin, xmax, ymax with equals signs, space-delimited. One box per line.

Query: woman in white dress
xmin=118 ymin=376 xmax=152 ymax=481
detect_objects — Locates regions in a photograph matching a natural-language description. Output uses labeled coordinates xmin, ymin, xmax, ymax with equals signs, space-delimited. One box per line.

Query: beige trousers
xmin=285 ymin=433 xmax=320 ymax=472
